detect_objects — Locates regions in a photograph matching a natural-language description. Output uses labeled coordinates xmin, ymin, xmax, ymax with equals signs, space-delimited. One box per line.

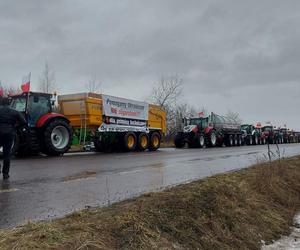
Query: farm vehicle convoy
xmin=3 ymin=91 xmax=166 ymax=156
xmin=174 ymin=113 xmax=300 ymax=149
xmin=1 ymin=91 xmax=299 ymax=157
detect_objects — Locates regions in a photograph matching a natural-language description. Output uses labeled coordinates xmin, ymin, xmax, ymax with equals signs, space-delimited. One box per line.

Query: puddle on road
xmin=63 ymin=171 xmax=97 ymax=182
xmin=0 ymin=188 xmax=18 ymax=194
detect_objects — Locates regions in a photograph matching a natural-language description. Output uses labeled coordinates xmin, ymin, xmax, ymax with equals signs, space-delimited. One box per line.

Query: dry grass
xmin=1 ymin=156 xmax=300 ymax=250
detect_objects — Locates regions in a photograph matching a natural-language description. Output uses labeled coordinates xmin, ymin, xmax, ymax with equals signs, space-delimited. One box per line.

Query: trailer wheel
xmin=123 ymin=132 xmax=137 ymax=151
xmin=229 ymin=135 xmax=234 ymax=146
xmin=174 ymin=134 xmax=184 ymax=148
xmin=43 ymin=119 xmax=72 ymax=156
xmin=94 ymin=138 xmax=104 ymax=152
xmin=137 ymin=133 xmax=149 ymax=151
xmin=254 ymin=134 xmax=259 ymax=145
xmin=238 ymin=135 xmax=243 ymax=146
xmin=149 ymin=132 xmax=161 ymax=151
xmin=234 ymin=135 xmax=238 ymax=146
xmin=249 ymin=136 xmax=253 ymax=145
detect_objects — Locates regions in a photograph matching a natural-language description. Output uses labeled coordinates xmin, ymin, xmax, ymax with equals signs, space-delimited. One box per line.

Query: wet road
xmin=1 ymin=143 xmax=300 ymax=229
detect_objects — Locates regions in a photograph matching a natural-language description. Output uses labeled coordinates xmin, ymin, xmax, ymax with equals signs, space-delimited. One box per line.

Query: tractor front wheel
xmin=43 ymin=119 xmax=72 ymax=156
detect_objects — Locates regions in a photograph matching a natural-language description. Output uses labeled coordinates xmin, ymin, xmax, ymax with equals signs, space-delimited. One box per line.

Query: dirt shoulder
xmin=1 ymin=156 xmax=300 ymax=250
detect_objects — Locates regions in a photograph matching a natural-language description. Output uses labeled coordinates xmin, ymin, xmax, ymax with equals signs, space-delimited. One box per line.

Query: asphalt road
xmin=1 ymin=143 xmax=300 ymax=229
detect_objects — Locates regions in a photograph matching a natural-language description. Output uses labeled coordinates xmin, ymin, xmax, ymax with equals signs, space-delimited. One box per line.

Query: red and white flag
xmin=21 ymin=72 xmax=31 ymax=93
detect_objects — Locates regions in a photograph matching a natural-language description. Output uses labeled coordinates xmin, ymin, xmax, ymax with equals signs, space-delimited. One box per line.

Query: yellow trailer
xmin=58 ymin=93 xmax=166 ymax=152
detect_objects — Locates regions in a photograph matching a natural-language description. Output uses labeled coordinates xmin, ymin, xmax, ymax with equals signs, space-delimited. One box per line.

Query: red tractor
xmin=8 ymin=92 xmax=72 ymax=156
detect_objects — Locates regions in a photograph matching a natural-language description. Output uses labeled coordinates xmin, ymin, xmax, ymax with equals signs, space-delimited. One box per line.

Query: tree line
xmin=1 ymin=64 xmax=241 ymax=138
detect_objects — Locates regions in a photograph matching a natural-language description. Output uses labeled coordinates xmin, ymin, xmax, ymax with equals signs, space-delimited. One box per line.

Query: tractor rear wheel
xmin=43 ymin=119 xmax=72 ymax=156
xmin=149 ymin=132 xmax=161 ymax=151
xmin=206 ymin=131 xmax=217 ymax=147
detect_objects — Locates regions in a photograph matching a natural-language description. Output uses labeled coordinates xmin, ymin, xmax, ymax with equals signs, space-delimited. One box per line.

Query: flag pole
xmin=25 ymin=72 xmax=31 ymax=119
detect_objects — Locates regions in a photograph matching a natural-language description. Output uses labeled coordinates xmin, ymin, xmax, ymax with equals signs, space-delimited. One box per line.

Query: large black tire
xmin=198 ymin=134 xmax=205 ymax=148
xmin=174 ymin=134 xmax=184 ymax=148
xmin=123 ymin=132 xmax=137 ymax=152
xmin=234 ymin=135 xmax=238 ymax=146
xmin=137 ymin=133 xmax=149 ymax=151
xmin=206 ymin=130 xmax=217 ymax=147
xmin=254 ymin=134 xmax=259 ymax=145
xmin=17 ymin=129 xmax=40 ymax=157
xmin=238 ymin=135 xmax=243 ymax=146
xmin=229 ymin=135 xmax=234 ymax=147
xmin=42 ymin=119 xmax=72 ymax=156
xmin=94 ymin=137 xmax=104 ymax=152
xmin=149 ymin=132 xmax=161 ymax=151
xmin=248 ymin=136 xmax=253 ymax=145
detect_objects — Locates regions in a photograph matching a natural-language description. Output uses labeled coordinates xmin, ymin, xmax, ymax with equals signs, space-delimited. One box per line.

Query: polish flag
xmin=21 ymin=72 xmax=31 ymax=93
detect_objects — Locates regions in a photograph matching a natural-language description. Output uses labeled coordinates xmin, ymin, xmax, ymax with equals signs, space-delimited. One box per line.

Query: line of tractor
xmin=1 ymin=91 xmax=299 ymax=157
xmin=174 ymin=112 xmax=300 ymax=148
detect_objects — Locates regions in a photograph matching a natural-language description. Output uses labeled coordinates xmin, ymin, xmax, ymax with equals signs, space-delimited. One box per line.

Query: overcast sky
xmin=0 ymin=0 xmax=300 ymax=129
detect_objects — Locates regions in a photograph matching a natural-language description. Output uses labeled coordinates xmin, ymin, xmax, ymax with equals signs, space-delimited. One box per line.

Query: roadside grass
xmin=1 ymin=156 xmax=300 ymax=249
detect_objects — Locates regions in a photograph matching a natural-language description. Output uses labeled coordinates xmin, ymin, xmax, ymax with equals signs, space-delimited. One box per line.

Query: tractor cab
xmin=10 ymin=92 xmax=53 ymax=127
xmin=241 ymin=124 xmax=253 ymax=134
xmin=188 ymin=117 xmax=209 ymax=129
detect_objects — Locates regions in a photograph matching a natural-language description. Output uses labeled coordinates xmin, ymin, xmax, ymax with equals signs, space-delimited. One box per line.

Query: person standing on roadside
xmin=0 ymin=97 xmax=27 ymax=180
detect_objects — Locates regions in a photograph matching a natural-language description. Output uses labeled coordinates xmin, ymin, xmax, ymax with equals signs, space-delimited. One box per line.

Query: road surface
xmin=1 ymin=143 xmax=300 ymax=229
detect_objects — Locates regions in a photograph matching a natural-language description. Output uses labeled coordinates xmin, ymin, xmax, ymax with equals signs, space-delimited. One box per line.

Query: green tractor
xmin=240 ymin=124 xmax=264 ymax=145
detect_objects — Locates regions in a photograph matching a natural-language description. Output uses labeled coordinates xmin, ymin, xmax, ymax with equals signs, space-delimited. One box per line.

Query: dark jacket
xmin=0 ymin=107 xmax=27 ymax=134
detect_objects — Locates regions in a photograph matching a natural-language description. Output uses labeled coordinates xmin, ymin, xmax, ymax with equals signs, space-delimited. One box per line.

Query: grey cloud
xmin=0 ymin=0 xmax=300 ymax=129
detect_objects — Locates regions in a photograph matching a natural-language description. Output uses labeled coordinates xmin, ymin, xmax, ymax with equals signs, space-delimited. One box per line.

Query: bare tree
xmin=151 ymin=76 xmax=183 ymax=137
xmin=85 ymin=75 xmax=102 ymax=93
xmin=226 ymin=110 xmax=243 ymax=123
xmin=39 ymin=62 xmax=56 ymax=93
xmin=152 ymin=76 xmax=182 ymax=108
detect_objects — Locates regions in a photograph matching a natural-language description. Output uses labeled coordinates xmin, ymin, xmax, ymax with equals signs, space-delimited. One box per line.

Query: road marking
xmin=0 ymin=188 xmax=18 ymax=194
